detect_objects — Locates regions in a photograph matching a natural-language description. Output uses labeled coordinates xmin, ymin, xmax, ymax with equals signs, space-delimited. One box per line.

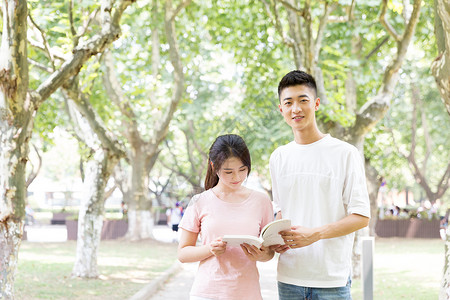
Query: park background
xmin=1 ymin=0 xmax=449 ymax=299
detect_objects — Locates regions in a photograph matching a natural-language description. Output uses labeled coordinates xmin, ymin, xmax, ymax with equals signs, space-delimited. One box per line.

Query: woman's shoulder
xmin=187 ymin=189 xmax=211 ymax=207
xmin=248 ymin=188 xmax=271 ymax=202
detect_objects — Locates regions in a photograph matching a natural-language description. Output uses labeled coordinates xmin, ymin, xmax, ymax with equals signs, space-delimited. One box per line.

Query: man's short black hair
xmin=278 ymin=70 xmax=317 ymax=100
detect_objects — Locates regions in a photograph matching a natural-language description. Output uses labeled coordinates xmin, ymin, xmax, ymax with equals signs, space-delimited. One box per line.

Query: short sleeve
xmin=179 ymin=194 xmax=201 ymax=233
xmin=269 ymin=151 xmax=282 ymax=214
xmin=343 ymin=147 xmax=371 ymax=218
xmin=260 ymin=195 xmax=275 ymax=232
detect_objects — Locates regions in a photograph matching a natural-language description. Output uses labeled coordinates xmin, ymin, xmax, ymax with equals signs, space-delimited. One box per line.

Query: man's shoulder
xmin=270 ymin=142 xmax=294 ymax=158
xmin=325 ymin=136 xmax=358 ymax=153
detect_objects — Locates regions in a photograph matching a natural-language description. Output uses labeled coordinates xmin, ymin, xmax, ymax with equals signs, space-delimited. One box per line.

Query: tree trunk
xmin=365 ymin=159 xmax=382 ymax=236
xmin=125 ymin=152 xmax=154 ymax=240
xmin=0 ymin=218 xmax=23 ymax=299
xmin=0 ymin=1 xmax=30 ymax=298
xmin=1 ymin=0 xmax=134 ymax=295
xmin=440 ymin=230 xmax=450 ymax=299
xmin=72 ymin=149 xmax=119 ymax=277
xmin=432 ymin=0 xmax=450 ymax=115
xmin=64 ymin=77 xmax=126 ymax=278
xmin=103 ymin=1 xmax=189 ymax=240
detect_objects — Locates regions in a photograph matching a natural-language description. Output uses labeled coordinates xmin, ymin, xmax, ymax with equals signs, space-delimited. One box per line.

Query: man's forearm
xmin=317 ymin=213 xmax=370 ymax=240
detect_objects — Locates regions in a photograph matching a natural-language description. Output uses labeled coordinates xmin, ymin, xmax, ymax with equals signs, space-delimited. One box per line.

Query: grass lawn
xmin=14 ymin=238 xmax=444 ymax=299
xmin=351 ymin=238 xmax=444 ymax=300
xmin=15 ymin=240 xmax=178 ymax=300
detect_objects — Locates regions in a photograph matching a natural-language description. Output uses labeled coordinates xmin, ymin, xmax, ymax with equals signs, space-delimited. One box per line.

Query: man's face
xmin=278 ymin=85 xmax=320 ymax=132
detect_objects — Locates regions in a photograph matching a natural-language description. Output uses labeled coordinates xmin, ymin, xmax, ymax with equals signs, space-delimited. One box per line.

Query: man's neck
xmin=292 ymin=128 xmax=326 ymax=145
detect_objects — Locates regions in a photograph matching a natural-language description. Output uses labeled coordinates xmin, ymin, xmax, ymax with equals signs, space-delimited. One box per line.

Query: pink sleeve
xmin=179 ymin=200 xmax=200 ymax=233
xmin=260 ymin=195 xmax=275 ymax=233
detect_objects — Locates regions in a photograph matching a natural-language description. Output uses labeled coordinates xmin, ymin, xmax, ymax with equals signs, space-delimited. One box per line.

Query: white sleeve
xmin=269 ymin=152 xmax=281 ymax=214
xmin=343 ymin=147 xmax=371 ymax=218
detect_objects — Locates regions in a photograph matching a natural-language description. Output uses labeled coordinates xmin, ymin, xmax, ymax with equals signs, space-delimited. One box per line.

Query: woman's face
xmin=217 ymin=156 xmax=248 ymax=189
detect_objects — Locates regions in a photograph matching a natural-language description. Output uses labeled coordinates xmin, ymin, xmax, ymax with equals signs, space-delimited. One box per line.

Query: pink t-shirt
xmin=179 ymin=189 xmax=274 ymax=300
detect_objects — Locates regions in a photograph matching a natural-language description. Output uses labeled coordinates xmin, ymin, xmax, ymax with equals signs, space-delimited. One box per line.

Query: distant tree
xmin=100 ymin=0 xmax=192 ymax=240
xmin=387 ymin=84 xmax=450 ymax=205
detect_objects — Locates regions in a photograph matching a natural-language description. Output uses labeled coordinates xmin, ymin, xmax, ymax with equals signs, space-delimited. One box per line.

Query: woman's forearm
xmin=178 ymin=245 xmax=213 ymax=263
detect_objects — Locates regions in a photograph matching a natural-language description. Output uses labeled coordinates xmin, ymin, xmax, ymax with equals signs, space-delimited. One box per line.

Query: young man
xmin=269 ymin=70 xmax=371 ymax=299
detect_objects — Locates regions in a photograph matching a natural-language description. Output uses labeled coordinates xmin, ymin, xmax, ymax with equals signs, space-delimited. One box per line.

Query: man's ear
xmin=315 ymin=98 xmax=320 ymax=111
xmin=279 ymin=104 xmax=283 ymax=113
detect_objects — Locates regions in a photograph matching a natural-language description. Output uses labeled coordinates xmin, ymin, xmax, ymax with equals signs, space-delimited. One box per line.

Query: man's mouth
xmin=292 ymin=116 xmax=304 ymax=120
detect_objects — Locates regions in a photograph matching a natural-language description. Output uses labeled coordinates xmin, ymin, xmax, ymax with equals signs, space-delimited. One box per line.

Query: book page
xmin=222 ymin=235 xmax=263 ymax=248
xmin=261 ymin=219 xmax=291 ymax=247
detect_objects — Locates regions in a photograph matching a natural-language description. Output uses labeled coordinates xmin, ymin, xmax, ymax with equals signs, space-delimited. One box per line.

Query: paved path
xmin=150 ymin=260 xmax=279 ymax=300
xmin=149 ymin=226 xmax=279 ymax=300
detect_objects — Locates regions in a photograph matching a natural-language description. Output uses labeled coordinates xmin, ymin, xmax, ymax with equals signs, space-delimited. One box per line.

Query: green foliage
xmin=25 ymin=0 xmax=448 ymax=206
xmin=366 ymin=58 xmax=450 ymax=202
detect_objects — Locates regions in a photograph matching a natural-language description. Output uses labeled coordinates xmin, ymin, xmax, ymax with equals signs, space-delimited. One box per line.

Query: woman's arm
xmin=178 ymin=229 xmax=227 ymax=263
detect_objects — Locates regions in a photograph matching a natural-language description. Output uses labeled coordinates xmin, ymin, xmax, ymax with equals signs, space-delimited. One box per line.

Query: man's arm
xmin=279 ymin=213 xmax=369 ymax=249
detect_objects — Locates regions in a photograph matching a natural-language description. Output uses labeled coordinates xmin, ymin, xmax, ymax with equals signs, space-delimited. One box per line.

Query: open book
xmin=222 ymin=219 xmax=291 ymax=248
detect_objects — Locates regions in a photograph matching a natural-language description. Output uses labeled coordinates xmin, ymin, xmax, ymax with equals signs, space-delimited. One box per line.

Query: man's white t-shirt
xmin=269 ymin=134 xmax=370 ymax=288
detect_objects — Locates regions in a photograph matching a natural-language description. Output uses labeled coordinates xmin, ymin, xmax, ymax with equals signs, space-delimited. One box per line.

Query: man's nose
xmin=292 ymin=102 xmax=302 ymax=113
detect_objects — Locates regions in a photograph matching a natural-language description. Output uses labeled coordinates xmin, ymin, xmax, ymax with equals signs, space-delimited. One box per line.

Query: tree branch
xmin=27 ymin=38 xmax=68 ymax=61
xmin=315 ymin=2 xmax=333 ymax=63
xmin=402 ymin=0 xmax=412 ymax=24
xmin=27 ymin=58 xmax=53 ymax=73
xmin=379 ymin=0 xmax=401 ymax=42
xmin=187 ymin=120 xmax=208 ymax=159
xmin=33 ymin=0 xmax=136 ymax=106
xmin=261 ymin=0 xmax=294 ymax=46
xmin=436 ymin=163 xmax=450 ymax=199
xmin=28 ymin=13 xmax=55 ymax=70
xmin=277 ymin=0 xmax=304 ymax=16
xmin=420 ymin=98 xmax=432 ymax=175
xmin=26 ymin=143 xmax=42 ymax=187
xmin=431 ymin=0 xmax=450 ymax=115
xmin=160 ymin=143 xmax=198 ymax=187
xmin=102 ymin=50 xmax=142 ymax=145
xmin=351 ymin=0 xmax=422 ymax=138
xmin=104 ymin=184 xmax=117 ymax=200
xmin=152 ymin=0 xmax=188 ymax=146
xmin=69 ymin=0 xmax=77 ymax=37
xmin=169 ymin=0 xmax=193 ymax=22
xmin=364 ymin=36 xmax=390 ymax=60
xmin=63 ymin=76 xmax=126 ymax=158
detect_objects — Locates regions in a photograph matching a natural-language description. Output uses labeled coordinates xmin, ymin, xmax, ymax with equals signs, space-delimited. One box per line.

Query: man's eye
xmin=225 ymin=172 xmax=232 ymax=174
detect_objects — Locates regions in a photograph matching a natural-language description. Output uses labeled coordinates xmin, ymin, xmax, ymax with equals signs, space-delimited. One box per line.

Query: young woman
xmin=178 ymin=134 xmax=275 ymax=300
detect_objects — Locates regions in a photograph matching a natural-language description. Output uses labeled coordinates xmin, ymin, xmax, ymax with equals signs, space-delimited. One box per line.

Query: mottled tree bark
xmin=441 ymin=231 xmax=450 ymax=300
xmin=64 ymin=79 xmax=125 ymax=277
xmin=1 ymin=1 xmax=31 ymax=298
xmin=72 ymin=149 xmax=120 ymax=277
xmin=432 ymin=0 xmax=450 ymax=115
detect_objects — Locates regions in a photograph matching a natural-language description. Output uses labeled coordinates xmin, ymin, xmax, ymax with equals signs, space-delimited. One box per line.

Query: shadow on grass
xmin=16 ymin=240 xmax=178 ymax=300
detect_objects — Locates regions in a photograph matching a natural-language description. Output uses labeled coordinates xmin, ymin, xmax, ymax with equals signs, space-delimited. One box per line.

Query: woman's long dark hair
xmin=204 ymin=134 xmax=251 ymax=190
